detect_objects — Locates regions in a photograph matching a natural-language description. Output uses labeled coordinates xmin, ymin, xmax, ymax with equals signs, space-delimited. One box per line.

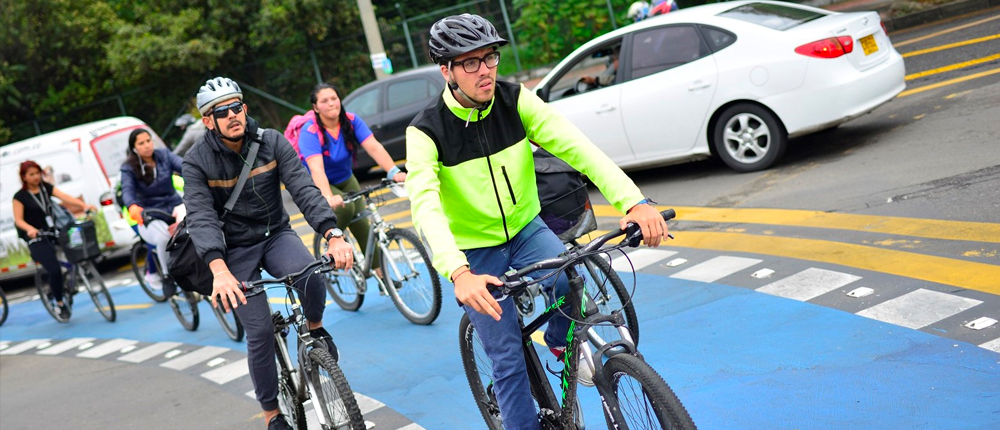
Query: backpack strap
xmin=222 ymin=128 xmax=265 ymax=219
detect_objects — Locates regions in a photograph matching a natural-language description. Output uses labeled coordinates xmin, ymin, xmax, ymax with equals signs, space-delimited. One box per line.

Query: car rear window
xmin=717 ymin=3 xmax=827 ymax=31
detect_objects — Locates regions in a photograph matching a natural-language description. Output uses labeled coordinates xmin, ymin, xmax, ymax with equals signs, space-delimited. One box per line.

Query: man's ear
xmin=201 ymin=116 xmax=214 ymax=130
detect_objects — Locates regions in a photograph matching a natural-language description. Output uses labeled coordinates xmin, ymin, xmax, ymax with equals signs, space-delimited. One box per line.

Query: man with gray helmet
xmin=405 ymin=14 xmax=669 ymax=429
xmin=182 ymin=77 xmax=355 ymax=430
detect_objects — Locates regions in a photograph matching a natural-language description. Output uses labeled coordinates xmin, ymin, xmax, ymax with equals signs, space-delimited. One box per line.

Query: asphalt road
xmin=2 ymin=8 xmax=999 ymax=430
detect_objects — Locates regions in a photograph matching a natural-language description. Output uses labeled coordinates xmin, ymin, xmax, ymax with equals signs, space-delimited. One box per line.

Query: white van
xmin=0 ymin=116 xmax=168 ymax=280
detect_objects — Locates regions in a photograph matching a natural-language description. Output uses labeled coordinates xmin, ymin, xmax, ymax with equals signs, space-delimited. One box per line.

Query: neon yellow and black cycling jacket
xmin=405 ymin=81 xmax=644 ymax=280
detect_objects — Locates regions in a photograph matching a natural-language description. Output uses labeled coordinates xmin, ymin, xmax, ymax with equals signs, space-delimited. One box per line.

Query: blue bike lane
xmin=2 ymin=269 xmax=999 ymax=429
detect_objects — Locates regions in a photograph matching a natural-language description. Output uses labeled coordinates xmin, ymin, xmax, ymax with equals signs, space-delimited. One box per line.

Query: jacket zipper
xmin=475 ymin=110 xmax=510 ymax=242
xmin=501 ymin=166 xmax=517 ymax=206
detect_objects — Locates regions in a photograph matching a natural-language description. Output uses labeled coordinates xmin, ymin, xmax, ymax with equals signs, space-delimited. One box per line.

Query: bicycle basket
xmin=58 ymin=220 xmax=101 ymax=263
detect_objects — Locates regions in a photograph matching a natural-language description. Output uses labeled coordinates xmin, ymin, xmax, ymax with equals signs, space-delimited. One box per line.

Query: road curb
xmin=884 ymin=0 xmax=1000 ymax=32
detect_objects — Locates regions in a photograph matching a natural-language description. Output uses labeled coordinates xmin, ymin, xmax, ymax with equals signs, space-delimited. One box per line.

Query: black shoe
xmin=55 ymin=303 xmax=71 ymax=320
xmin=267 ymin=414 xmax=293 ymax=430
xmin=308 ymin=327 xmax=340 ymax=362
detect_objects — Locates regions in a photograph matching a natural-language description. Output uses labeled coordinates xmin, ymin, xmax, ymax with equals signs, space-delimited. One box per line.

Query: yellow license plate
xmin=860 ymin=34 xmax=878 ymax=56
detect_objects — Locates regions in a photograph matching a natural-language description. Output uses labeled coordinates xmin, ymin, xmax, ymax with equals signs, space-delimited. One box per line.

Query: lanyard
xmin=27 ymin=186 xmax=50 ymax=214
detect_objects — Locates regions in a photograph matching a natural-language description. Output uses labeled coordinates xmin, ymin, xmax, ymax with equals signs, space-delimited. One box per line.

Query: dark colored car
xmin=343 ymin=65 xmax=445 ymax=175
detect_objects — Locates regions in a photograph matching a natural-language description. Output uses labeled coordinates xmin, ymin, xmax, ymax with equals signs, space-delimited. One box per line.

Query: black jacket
xmin=182 ymin=116 xmax=338 ymax=264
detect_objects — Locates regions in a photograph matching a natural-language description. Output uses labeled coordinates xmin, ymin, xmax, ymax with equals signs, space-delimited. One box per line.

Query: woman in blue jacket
xmin=121 ymin=128 xmax=184 ymax=295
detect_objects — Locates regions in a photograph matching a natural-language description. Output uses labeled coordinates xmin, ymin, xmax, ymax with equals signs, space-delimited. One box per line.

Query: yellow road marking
xmin=381 ymin=196 xmax=409 ymax=206
xmin=894 ymin=13 xmax=1000 ymax=47
xmin=945 ymin=90 xmax=973 ymax=98
xmin=394 ymin=221 xmax=414 ymax=229
xmin=670 ymin=231 xmax=1000 ymax=294
xmin=382 ymin=211 xmax=410 ymax=222
xmin=913 ymin=114 xmax=926 ymax=120
xmin=592 ymin=205 xmax=1000 ymax=243
xmin=290 ymin=213 xmax=303 ymax=222
xmin=116 ymin=264 xmax=133 ymax=273
xmin=530 ymin=331 xmax=547 ymax=346
xmin=110 ymin=303 xmax=155 ymax=310
xmin=898 ymin=66 xmax=1000 ymax=97
xmin=902 ymin=33 xmax=1000 ymax=57
xmin=291 ymin=220 xmax=308 ymax=229
xmin=905 ymin=53 xmax=1000 ymax=80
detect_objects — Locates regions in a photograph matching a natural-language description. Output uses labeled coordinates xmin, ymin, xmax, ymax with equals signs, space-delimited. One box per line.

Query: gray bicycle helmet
xmin=197 ymin=77 xmax=243 ymax=116
xmin=428 ymin=14 xmax=508 ymax=64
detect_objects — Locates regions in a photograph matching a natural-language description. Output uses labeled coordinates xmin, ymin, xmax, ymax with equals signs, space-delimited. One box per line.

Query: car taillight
xmin=99 ymin=191 xmax=114 ymax=206
xmin=881 ymin=22 xmax=890 ymax=40
xmin=795 ymin=36 xmax=854 ymax=59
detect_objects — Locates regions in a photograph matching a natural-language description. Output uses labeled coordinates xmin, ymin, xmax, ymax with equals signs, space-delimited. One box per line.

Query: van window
xmin=91 ymin=126 xmax=165 ymax=185
xmin=0 ymin=151 xmax=86 ymax=204
xmin=718 ymin=3 xmax=827 ymax=31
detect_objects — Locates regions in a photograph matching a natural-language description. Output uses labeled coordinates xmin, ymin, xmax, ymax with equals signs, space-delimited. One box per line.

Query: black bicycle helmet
xmin=428 ymin=13 xmax=508 ymax=64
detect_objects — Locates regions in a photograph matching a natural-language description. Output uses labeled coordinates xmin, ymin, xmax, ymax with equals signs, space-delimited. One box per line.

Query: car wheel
xmin=712 ymin=103 xmax=786 ymax=172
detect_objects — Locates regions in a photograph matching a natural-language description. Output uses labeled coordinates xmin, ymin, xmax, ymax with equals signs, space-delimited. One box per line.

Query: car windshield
xmin=717 ymin=3 xmax=827 ymax=31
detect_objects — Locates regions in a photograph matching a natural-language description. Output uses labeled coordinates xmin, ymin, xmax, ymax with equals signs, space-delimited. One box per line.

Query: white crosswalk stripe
xmin=398 ymin=424 xmax=427 ymax=430
xmin=201 ymin=358 xmax=250 ymax=384
xmin=757 ymin=268 xmax=862 ymax=301
xmin=160 ymin=345 xmax=230 ymax=370
xmin=77 ymin=338 xmax=138 ymax=359
xmin=355 ymin=393 xmax=386 ymax=415
xmin=611 ymin=249 xmax=677 ymax=272
xmin=37 ymin=338 xmax=96 ymax=355
xmin=856 ymin=289 xmax=983 ymax=329
xmin=980 ymin=338 xmax=1000 ymax=353
xmin=118 ymin=342 xmax=184 ymax=363
xmin=0 ymin=339 xmax=50 ymax=355
xmin=670 ymin=256 xmax=762 ymax=283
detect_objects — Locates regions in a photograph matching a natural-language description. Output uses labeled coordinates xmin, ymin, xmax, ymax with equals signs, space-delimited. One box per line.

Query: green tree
xmin=513 ymin=0 xmax=632 ymax=66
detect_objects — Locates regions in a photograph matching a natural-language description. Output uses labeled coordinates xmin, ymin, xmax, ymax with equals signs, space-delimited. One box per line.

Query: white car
xmin=533 ymin=0 xmax=905 ymax=172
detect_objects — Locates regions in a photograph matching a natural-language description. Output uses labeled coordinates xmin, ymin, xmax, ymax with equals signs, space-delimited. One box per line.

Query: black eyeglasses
xmin=451 ymin=52 xmax=501 ymax=73
xmin=211 ymin=102 xmax=244 ymax=119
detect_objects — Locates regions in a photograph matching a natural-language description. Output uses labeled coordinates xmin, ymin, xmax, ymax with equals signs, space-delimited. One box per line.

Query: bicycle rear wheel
xmin=212 ymin=301 xmax=244 ymax=342
xmin=306 ymin=348 xmax=365 ymax=430
xmin=314 ymin=233 xmax=365 ymax=311
xmin=34 ymin=266 xmax=70 ymax=323
xmin=581 ymin=254 xmax=640 ymax=346
xmin=78 ymin=261 xmax=115 ymax=322
xmin=131 ymin=242 xmax=168 ymax=302
xmin=276 ymin=338 xmax=307 ymax=430
xmin=381 ymin=228 xmax=442 ymax=325
xmin=603 ymin=354 xmax=697 ymax=430
xmin=170 ymin=291 xmax=200 ymax=331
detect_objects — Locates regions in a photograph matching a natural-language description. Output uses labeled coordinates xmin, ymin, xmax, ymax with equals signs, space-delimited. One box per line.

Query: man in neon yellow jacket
xmin=405 ymin=14 xmax=669 ymax=430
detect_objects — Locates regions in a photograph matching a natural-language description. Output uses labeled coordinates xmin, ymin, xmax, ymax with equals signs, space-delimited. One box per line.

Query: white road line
xmin=160 ymin=346 xmax=230 ymax=370
xmin=670 ymin=256 xmax=762 ymax=283
xmin=398 ymin=423 xmax=427 ymax=430
xmin=856 ymin=289 xmax=983 ymax=329
xmin=118 ymin=342 xmax=184 ymax=363
xmin=200 ymin=358 xmax=249 ymax=384
xmin=0 ymin=339 xmax=51 ymax=355
xmin=0 ymin=341 xmax=10 ymax=351
xmin=980 ymin=338 xmax=1000 ymax=353
xmin=77 ymin=338 xmax=138 ymax=359
xmin=355 ymin=393 xmax=386 ymax=415
xmin=245 ymin=390 xmax=256 ymax=399
xmin=757 ymin=268 xmax=862 ymax=301
xmin=611 ymin=249 xmax=678 ymax=272
xmin=37 ymin=338 xmax=96 ymax=356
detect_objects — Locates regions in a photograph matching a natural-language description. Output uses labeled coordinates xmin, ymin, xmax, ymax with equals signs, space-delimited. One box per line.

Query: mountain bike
xmin=238 ymin=255 xmax=366 ymax=430
xmin=0 ymin=287 xmax=8 ymax=326
xmin=34 ymin=230 xmax=115 ymax=323
xmin=313 ymin=179 xmax=442 ymax=325
xmin=459 ymin=209 xmax=697 ymax=430
xmin=132 ymin=208 xmax=243 ymax=341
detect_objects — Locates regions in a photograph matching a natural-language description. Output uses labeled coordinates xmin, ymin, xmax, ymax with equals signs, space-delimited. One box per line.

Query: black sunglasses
xmin=451 ymin=52 xmax=501 ymax=73
xmin=211 ymin=102 xmax=244 ymax=119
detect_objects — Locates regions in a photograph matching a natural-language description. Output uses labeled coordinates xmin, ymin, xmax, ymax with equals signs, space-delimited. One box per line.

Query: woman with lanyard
xmin=12 ymin=160 xmax=96 ymax=320
xmin=120 ymin=128 xmax=185 ymax=297
xmin=298 ymin=82 xmax=407 ymax=280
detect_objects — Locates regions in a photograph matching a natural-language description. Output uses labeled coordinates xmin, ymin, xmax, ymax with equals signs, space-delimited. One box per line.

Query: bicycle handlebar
xmin=237 ymin=255 xmax=335 ymax=297
xmin=488 ymin=209 xmax=676 ymax=296
xmin=341 ymin=178 xmax=401 ymax=204
xmin=140 ymin=208 xmax=177 ymax=225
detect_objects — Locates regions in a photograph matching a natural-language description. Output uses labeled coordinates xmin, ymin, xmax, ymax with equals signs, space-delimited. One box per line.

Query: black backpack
xmin=534 ymin=148 xmax=596 ymax=242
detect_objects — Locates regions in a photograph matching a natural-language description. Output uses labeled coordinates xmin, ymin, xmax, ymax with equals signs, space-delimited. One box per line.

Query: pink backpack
xmin=284 ymin=110 xmax=318 ymax=162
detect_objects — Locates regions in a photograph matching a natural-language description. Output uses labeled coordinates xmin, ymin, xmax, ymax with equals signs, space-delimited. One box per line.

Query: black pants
xmin=29 ymin=239 xmax=65 ymax=301
xmin=229 ymin=228 xmax=328 ymax=411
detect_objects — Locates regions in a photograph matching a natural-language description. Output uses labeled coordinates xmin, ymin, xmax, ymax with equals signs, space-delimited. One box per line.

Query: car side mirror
xmin=536 ymin=87 xmax=550 ymax=102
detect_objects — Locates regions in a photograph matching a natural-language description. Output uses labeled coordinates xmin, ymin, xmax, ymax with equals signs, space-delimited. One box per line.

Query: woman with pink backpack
xmin=285 ymin=82 xmax=407 ymax=279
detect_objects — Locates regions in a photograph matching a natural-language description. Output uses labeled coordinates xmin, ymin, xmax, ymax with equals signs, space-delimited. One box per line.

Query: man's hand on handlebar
xmin=324 ymin=236 xmax=354 ymax=271
xmin=211 ymin=271 xmax=247 ymax=313
xmin=453 ymin=267 xmax=503 ymax=321
xmin=621 ymin=203 xmax=669 ymax=247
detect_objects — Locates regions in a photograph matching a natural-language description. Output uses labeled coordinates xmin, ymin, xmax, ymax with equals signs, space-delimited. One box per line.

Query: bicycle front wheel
xmin=78 ymin=262 xmax=115 ymax=322
xmin=170 ymin=291 xmax=200 ymax=331
xmin=1 ymin=287 xmax=9 ymax=326
xmin=381 ymin=228 xmax=442 ymax=325
xmin=34 ymin=266 xmax=69 ymax=323
xmin=212 ymin=301 xmax=244 ymax=342
xmin=314 ymin=233 xmax=365 ymax=311
xmin=276 ymin=338 xmax=307 ymax=430
xmin=131 ymin=242 xmax=168 ymax=302
xmin=603 ymin=354 xmax=697 ymax=430
xmin=581 ymin=254 xmax=640 ymax=346
xmin=306 ymin=348 xmax=366 ymax=430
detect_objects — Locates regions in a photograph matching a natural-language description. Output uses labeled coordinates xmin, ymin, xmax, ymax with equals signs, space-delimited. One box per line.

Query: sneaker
xmin=55 ymin=303 xmax=71 ymax=320
xmin=308 ymin=326 xmax=340 ymax=362
xmin=266 ymin=414 xmax=293 ymax=430
xmin=145 ymin=273 xmax=163 ymax=291
xmin=551 ymin=347 xmax=595 ymax=387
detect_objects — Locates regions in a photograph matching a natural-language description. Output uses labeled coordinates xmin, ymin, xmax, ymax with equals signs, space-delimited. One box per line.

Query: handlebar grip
xmin=661 ymin=209 xmax=676 ymax=221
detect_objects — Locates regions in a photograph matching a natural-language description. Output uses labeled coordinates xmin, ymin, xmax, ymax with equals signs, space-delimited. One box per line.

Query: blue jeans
xmin=462 ymin=216 xmax=571 ymax=430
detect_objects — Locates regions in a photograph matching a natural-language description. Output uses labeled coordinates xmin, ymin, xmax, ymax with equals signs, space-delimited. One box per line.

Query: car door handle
xmin=688 ymin=81 xmax=711 ymax=91
xmin=595 ymin=105 xmax=617 ymax=114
